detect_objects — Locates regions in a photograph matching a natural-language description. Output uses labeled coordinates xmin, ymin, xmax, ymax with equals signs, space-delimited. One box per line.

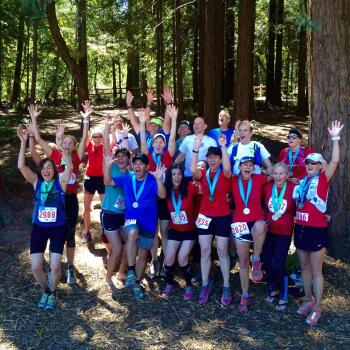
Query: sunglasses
xmin=92 ymin=135 xmax=103 ymax=138
xmin=287 ymin=135 xmax=299 ymax=140
xmin=305 ymin=160 xmax=319 ymax=165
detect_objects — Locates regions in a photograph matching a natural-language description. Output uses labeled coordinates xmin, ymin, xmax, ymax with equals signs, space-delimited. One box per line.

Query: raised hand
xmin=138 ymin=109 xmax=147 ymax=125
xmin=168 ymin=105 xmax=178 ymax=120
xmin=218 ymin=134 xmax=227 ymax=147
xmin=28 ymin=104 xmax=42 ymax=121
xmin=56 ymin=120 xmax=65 ymax=138
xmin=193 ymin=133 xmax=203 ymax=152
xmin=121 ymin=123 xmax=131 ymax=138
xmin=145 ymin=89 xmax=154 ymax=105
xmin=105 ymin=115 xmax=114 ymax=127
xmin=17 ymin=124 xmax=28 ymax=143
xmin=27 ymin=121 xmax=35 ymax=138
xmin=80 ymin=100 xmax=93 ymax=120
xmin=126 ymin=90 xmax=134 ymax=107
xmin=327 ymin=120 xmax=344 ymax=137
xmin=150 ymin=163 xmax=167 ymax=181
xmin=161 ymin=87 xmax=173 ymax=105
xmin=103 ymin=150 xmax=117 ymax=167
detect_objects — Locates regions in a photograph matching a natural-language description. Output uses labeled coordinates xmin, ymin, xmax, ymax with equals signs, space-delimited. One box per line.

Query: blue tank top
xmin=32 ymin=179 xmax=65 ymax=227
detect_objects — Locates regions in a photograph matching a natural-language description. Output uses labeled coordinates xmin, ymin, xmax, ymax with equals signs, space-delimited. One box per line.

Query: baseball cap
xmin=304 ymin=153 xmax=326 ymax=164
xmin=239 ymin=156 xmax=256 ymax=164
xmin=132 ymin=153 xmax=149 ymax=165
xmin=152 ymin=133 xmax=166 ymax=143
xmin=206 ymin=146 xmax=222 ymax=158
xmin=149 ymin=117 xmax=163 ymax=127
xmin=179 ymin=120 xmax=190 ymax=127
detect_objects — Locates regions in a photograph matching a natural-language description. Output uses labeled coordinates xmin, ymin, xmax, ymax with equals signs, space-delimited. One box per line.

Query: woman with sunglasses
xmin=292 ymin=121 xmax=343 ymax=326
xmin=278 ymin=128 xmax=315 ymax=184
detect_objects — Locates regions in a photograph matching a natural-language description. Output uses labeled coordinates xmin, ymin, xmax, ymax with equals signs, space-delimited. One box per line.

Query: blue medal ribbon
xmin=171 ymin=189 xmax=182 ymax=213
xmin=272 ymin=182 xmax=287 ymax=213
xmin=288 ymin=147 xmax=300 ymax=172
xmin=238 ymin=176 xmax=252 ymax=208
xmin=206 ymin=168 xmax=221 ymax=201
xmin=131 ymin=173 xmax=148 ymax=204
xmin=40 ymin=180 xmax=54 ymax=205
xmin=298 ymin=174 xmax=319 ymax=208
xmin=152 ymin=151 xmax=162 ymax=166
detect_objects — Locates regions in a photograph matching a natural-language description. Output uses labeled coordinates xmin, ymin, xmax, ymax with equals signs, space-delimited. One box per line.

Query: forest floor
xmin=0 ymin=105 xmax=349 ymax=350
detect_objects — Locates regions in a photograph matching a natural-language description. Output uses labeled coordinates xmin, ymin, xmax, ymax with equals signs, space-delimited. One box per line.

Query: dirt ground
xmin=0 ymin=105 xmax=349 ymax=350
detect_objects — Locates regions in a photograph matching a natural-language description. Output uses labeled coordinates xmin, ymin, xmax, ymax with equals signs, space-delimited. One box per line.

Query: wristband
xmin=82 ymin=120 xmax=89 ymax=124
xmin=123 ymin=137 xmax=129 ymax=139
xmin=331 ymin=136 xmax=340 ymax=141
xmin=192 ymin=149 xmax=199 ymax=154
xmin=127 ymin=105 xmax=133 ymax=109
xmin=146 ymin=103 xmax=152 ymax=108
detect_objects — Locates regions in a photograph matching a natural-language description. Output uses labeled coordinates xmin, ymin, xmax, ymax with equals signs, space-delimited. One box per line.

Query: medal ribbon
xmin=40 ymin=180 xmax=54 ymax=205
xmin=238 ymin=176 xmax=252 ymax=208
xmin=298 ymin=174 xmax=319 ymax=205
xmin=206 ymin=168 xmax=221 ymax=199
xmin=288 ymin=147 xmax=300 ymax=172
xmin=171 ymin=189 xmax=182 ymax=213
xmin=131 ymin=174 xmax=148 ymax=203
xmin=272 ymin=182 xmax=287 ymax=213
xmin=152 ymin=151 xmax=162 ymax=166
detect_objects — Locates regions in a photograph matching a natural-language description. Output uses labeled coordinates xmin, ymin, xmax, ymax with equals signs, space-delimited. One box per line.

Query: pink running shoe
xmin=237 ymin=295 xmax=249 ymax=313
xmin=198 ymin=285 xmax=211 ymax=304
xmin=161 ymin=284 xmax=175 ymax=298
xmin=183 ymin=286 xmax=194 ymax=301
xmin=306 ymin=309 xmax=321 ymax=326
xmin=297 ymin=297 xmax=316 ymax=315
xmin=220 ymin=287 xmax=232 ymax=306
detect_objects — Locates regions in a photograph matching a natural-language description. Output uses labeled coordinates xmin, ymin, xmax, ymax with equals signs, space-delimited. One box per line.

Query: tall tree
xmin=192 ymin=0 xmax=199 ymax=107
xmin=197 ymin=0 xmax=205 ymax=117
xmin=155 ymin=0 xmax=164 ymax=114
xmin=308 ymin=0 xmax=350 ymax=257
xmin=234 ymin=0 xmax=256 ymax=120
xmin=30 ymin=22 xmax=38 ymax=103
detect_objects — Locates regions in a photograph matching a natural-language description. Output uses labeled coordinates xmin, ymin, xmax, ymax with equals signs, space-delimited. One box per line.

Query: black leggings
xmin=262 ymin=232 xmax=291 ymax=301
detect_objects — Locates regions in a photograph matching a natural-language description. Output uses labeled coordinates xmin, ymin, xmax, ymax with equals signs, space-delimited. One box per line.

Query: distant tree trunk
xmin=172 ymin=9 xmax=177 ymax=102
xmin=234 ymin=0 xmax=256 ymax=121
xmin=30 ymin=23 xmax=38 ymax=103
xmin=265 ymin=0 xmax=276 ymax=106
xmin=117 ymin=59 xmax=122 ymax=103
xmin=223 ymin=0 xmax=235 ymax=105
xmin=308 ymin=0 xmax=350 ymax=258
xmin=25 ymin=23 xmax=30 ymax=103
xmin=46 ymin=2 xmax=89 ymax=105
xmin=155 ymin=0 xmax=164 ymax=115
xmin=93 ymin=57 xmax=99 ymax=98
xmin=203 ymin=0 xmax=225 ymax=128
xmin=197 ymin=0 xmax=205 ymax=116
xmin=44 ymin=63 xmax=59 ymax=100
xmin=175 ymin=0 xmax=184 ymax=117
xmin=11 ymin=15 xmax=25 ymax=105
xmin=273 ymin=0 xmax=284 ymax=105
xmin=0 ymin=0 xmax=3 ymax=104
xmin=112 ymin=58 xmax=117 ymax=102
xmin=192 ymin=0 xmax=199 ymax=108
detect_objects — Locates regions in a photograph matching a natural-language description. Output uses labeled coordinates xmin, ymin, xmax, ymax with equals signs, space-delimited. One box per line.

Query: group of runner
xmin=16 ymin=88 xmax=343 ymax=327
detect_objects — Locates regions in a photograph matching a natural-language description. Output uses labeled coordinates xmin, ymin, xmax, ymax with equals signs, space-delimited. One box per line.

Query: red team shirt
xmin=263 ymin=180 xmax=296 ymax=236
xmin=50 ymin=149 xmax=81 ymax=194
xmin=166 ymin=182 xmax=200 ymax=232
xmin=85 ymin=143 xmax=104 ymax=177
xmin=295 ymin=171 xmax=329 ymax=228
xmin=147 ymin=150 xmax=173 ymax=172
xmin=278 ymin=146 xmax=314 ymax=179
xmin=231 ymin=174 xmax=266 ymax=223
xmin=198 ymin=169 xmax=231 ymax=217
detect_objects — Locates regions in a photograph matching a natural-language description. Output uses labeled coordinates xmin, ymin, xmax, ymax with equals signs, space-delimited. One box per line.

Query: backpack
xmin=229 ymin=142 xmax=263 ymax=166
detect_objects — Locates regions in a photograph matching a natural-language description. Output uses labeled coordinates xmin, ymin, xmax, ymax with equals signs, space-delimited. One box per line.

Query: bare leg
xmin=49 ymin=253 xmax=63 ymax=292
xmin=126 ymin=229 xmax=138 ymax=267
xmin=216 ymin=236 xmax=230 ymax=287
xmin=83 ymin=192 xmax=94 ymax=234
xmin=297 ymin=249 xmax=313 ymax=301
xmin=251 ymin=220 xmax=267 ymax=258
xmin=136 ymin=248 xmax=149 ymax=281
xmin=104 ymin=230 xmax=123 ymax=287
xmin=236 ymin=241 xmax=251 ymax=293
xmin=198 ymin=235 xmax=213 ymax=286
xmin=31 ymin=253 xmax=47 ymax=290
xmin=310 ymin=248 xmax=326 ymax=309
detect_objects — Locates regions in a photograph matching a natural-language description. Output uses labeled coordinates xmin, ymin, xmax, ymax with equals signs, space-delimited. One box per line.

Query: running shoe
xmin=37 ymin=292 xmax=49 ymax=309
xmin=183 ymin=286 xmax=194 ymax=301
xmin=132 ymin=283 xmax=145 ymax=300
xmin=160 ymin=284 xmax=175 ymax=298
xmin=297 ymin=297 xmax=316 ymax=315
xmin=147 ymin=259 xmax=160 ymax=279
xmin=198 ymin=282 xmax=212 ymax=304
xmin=160 ymin=266 xmax=167 ymax=279
xmin=125 ymin=270 xmax=136 ymax=288
xmin=45 ymin=293 xmax=56 ymax=311
xmin=251 ymin=257 xmax=263 ymax=283
xmin=306 ymin=309 xmax=321 ymax=326
xmin=66 ymin=266 xmax=77 ymax=285
xmin=220 ymin=287 xmax=232 ymax=306
xmin=237 ymin=295 xmax=249 ymax=313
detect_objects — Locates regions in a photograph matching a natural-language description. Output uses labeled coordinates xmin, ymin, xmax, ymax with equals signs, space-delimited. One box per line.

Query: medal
xmin=133 ymin=202 xmax=139 ymax=208
xmin=272 ymin=212 xmax=281 ymax=221
xmin=206 ymin=168 xmax=221 ymax=203
xmin=271 ymin=182 xmax=287 ymax=219
xmin=297 ymin=174 xmax=319 ymax=209
xmin=131 ymin=173 xmax=148 ymax=210
xmin=299 ymin=203 xmax=303 ymax=209
xmin=288 ymin=171 xmax=293 ymax=177
xmin=209 ymin=196 xmax=214 ymax=201
xmin=243 ymin=208 xmax=250 ymax=215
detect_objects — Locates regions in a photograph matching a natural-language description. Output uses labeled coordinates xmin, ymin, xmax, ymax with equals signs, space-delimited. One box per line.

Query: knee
xmin=178 ymin=253 xmax=189 ymax=267
xmin=238 ymin=257 xmax=249 ymax=269
xmin=50 ymin=263 xmax=61 ymax=276
xmin=299 ymin=260 xmax=311 ymax=273
xmin=32 ymin=264 xmax=43 ymax=275
xmin=252 ymin=221 xmax=266 ymax=236
xmin=200 ymin=246 xmax=211 ymax=258
xmin=217 ymin=246 xmax=228 ymax=259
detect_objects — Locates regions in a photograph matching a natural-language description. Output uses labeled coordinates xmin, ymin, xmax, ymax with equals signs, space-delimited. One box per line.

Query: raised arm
xmin=77 ymin=100 xmax=93 ymax=160
xmin=28 ymin=104 xmax=53 ymax=157
xmin=325 ymin=120 xmax=343 ymax=181
xmin=120 ymin=122 xmax=132 ymax=151
xmin=55 ymin=120 xmax=65 ymax=149
xmin=103 ymin=152 xmax=117 ymax=186
xmin=190 ymin=134 xmax=203 ymax=180
xmin=126 ymin=90 xmax=140 ymax=134
xmin=150 ymin=164 xmax=166 ymax=199
xmin=27 ymin=121 xmax=42 ymax=166
xmin=103 ymin=116 xmax=113 ymax=152
xmin=167 ymin=105 xmax=178 ymax=157
xmin=174 ymin=151 xmax=185 ymax=165
xmin=218 ymin=134 xmax=231 ymax=178
xmin=139 ymin=109 xmax=149 ymax=155
xmin=161 ymin=87 xmax=174 ymax=134
xmin=17 ymin=125 xmax=38 ymax=186
xmin=59 ymin=150 xmax=74 ymax=192
xmin=144 ymin=89 xmax=154 ymax=123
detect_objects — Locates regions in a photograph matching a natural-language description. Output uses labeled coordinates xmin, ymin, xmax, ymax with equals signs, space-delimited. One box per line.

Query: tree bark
xmin=308 ymin=0 xmax=350 ymax=258
xmin=175 ymin=0 xmax=184 ymax=118
xmin=30 ymin=23 xmax=38 ymax=103
xmin=197 ymin=0 xmax=205 ymax=117
xmin=0 ymin=0 xmax=3 ymax=105
xmin=234 ymin=0 xmax=256 ymax=121
xmin=192 ymin=0 xmax=199 ymax=107
xmin=155 ymin=0 xmax=164 ymax=115
xmin=112 ymin=58 xmax=117 ymax=102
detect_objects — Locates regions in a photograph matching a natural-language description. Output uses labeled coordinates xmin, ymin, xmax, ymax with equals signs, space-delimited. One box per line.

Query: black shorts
xmin=65 ymin=193 xmax=79 ymax=248
xmin=294 ymin=224 xmax=330 ymax=252
xmin=232 ymin=221 xmax=256 ymax=243
xmin=157 ymin=198 xmax=170 ymax=220
xmin=30 ymin=224 xmax=66 ymax=254
xmin=168 ymin=228 xmax=196 ymax=241
xmin=100 ymin=210 xmax=125 ymax=232
xmin=196 ymin=215 xmax=231 ymax=238
xmin=84 ymin=176 xmax=105 ymax=195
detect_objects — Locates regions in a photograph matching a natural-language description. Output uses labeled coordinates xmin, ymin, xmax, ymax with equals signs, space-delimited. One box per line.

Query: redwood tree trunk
xmin=234 ymin=0 xmax=256 ymax=121
xmin=197 ymin=0 xmax=205 ymax=117
xmin=308 ymin=0 xmax=350 ymax=258
xmin=155 ymin=0 xmax=164 ymax=115
xmin=192 ymin=0 xmax=199 ymax=107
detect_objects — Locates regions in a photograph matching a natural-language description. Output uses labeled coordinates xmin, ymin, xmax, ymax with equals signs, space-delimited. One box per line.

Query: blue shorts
xmin=232 ymin=221 xmax=256 ymax=243
xmin=84 ymin=176 xmax=105 ymax=195
xmin=196 ymin=215 xmax=231 ymax=238
xmin=124 ymin=221 xmax=154 ymax=250
xmin=30 ymin=224 xmax=66 ymax=254
xmin=294 ymin=224 xmax=330 ymax=252
xmin=100 ymin=210 xmax=125 ymax=232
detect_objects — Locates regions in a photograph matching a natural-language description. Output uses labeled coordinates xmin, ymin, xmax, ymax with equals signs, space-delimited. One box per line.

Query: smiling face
xmin=193 ymin=117 xmax=207 ymax=135
xmin=273 ymin=165 xmax=288 ymax=187
xmin=177 ymin=124 xmax=191 ymax=139
xmin=115 ymin=152 xmax=130 ymax=170
xmin=132 ymin=159 xmax=147 ymax=179
xmin=91 ymin=133 xmax=103 ymax=146
xmin=113 ymin=115 xmax=124 ymax=130
xmin=62 ymin=135 xmax=76 ymax=154
xmin=152 ymin=136 xmax=166 ymax=154
xmin=305 ymin=160 xmax=322 ymax=176
xmin=147 ymin=122 xmax=161 ymax=136
xmin=207 ymin=154 xmax=221 ymax=172
xmin=171 ymin=167 xmax=183 ymax=188
xmin=40 ymin=160 xmax=55 ymax=182
xmin=238 ymin=123 xmax=253 ymax=144
xmin=218 ymin=111 xmax=230 ymax=129
xmin=287 ymin=134 xmax=302 ymax=150
xmin=239 ymin=161 xmax=255 ymax=179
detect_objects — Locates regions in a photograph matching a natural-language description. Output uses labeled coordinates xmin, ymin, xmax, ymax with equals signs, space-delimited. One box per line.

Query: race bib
xmin=295 ymin=211 xmax=309 ymax=222
xmin=231 ymin=222 xmax=250 ymax=238
xmin=114 ymin=196 xmax=125 ymax=210
xmin=170 ymin=211 xmax=188 ymax=225
xmin=195 ymin=213 xmax=212 ymax=229
xmin=38 ymin=207 xmax=57 ymax=223
xmin=268 ymin=198 xmax=287 ymax=214
xmin=125 ymin=219 xmax=137 ymax=227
